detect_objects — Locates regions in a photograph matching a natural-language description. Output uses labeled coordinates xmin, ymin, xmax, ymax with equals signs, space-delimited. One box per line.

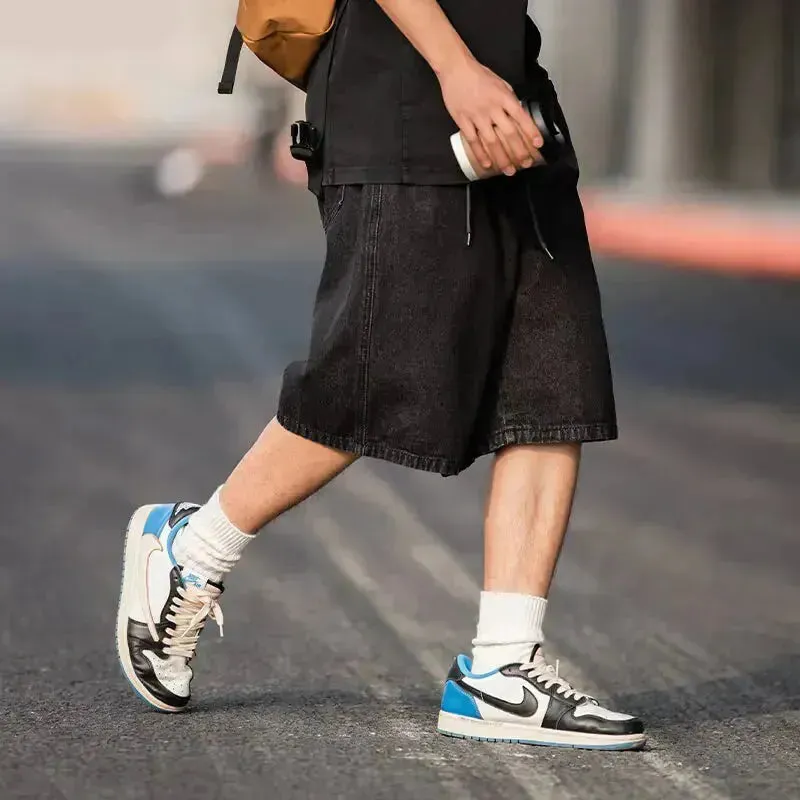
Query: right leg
xmin=116 ymin=418 xmax=355 ymax=712
xmin=173 ymin=416 xmax=356 ymax=584
xmin=220 ymin=416 xmax=357 ymax=534
xmin=117 ymin=184 xmax=377 ymax=712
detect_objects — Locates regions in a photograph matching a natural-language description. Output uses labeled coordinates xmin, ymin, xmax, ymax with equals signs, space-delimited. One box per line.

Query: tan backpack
xmin=218 ymin=0 xmax=339 ymax=93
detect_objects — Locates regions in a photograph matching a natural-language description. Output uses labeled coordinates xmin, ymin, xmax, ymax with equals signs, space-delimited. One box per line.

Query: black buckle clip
xmin=290 ymin=121 xmax=320 ymax=163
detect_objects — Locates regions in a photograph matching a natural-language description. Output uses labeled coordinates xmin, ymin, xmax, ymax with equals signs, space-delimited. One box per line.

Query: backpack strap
xmin=218 ymin=27 xmax=244 ymax=95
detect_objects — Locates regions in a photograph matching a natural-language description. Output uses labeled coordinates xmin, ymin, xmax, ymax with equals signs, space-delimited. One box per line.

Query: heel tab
xmin=448 ymin=653 xmax=477 ymax=680
xmin=456 ymin=654 xmax=475 ymax=675
xmin=458 ymin=655 xmax=502 ymax=679
xmin=446 ymin=657 xmax=464 ymax=682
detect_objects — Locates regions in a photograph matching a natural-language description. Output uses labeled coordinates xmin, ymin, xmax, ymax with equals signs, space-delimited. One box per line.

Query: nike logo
xmin=138 ymin=533 xmax=163 ymax=643
xmin=182 ymin=572 xmax=205 ymax=589
xmin=457 ymin=679 xmax=540 ymax=718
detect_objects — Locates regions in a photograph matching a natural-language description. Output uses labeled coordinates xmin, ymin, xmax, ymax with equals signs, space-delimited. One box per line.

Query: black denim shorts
xmin=278 ymin=171 xmax=617 ymax=476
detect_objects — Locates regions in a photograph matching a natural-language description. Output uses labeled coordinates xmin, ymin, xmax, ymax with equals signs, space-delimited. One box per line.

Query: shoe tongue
xmin=526 ymin=647 xmax=594 ymax=704
xmin=180 ymin=569 xmax=223 ymax=596
xmin=180 ymin=569 xmax=206 ymax=589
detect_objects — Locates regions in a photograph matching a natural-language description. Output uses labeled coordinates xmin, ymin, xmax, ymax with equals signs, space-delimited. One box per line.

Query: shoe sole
xmin=115 ymin=504 xmax=186 ymax=713
xmin=437 ymin=711 xmax=646 ymax=751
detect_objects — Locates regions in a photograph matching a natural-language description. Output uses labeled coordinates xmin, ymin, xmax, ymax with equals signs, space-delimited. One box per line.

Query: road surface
xmin=1 ymin=151 xmax=798 ymax=800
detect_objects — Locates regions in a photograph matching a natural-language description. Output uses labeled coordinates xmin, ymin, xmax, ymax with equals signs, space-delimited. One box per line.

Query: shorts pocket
xmin=318 ymin=184 xmax=347 ymax=232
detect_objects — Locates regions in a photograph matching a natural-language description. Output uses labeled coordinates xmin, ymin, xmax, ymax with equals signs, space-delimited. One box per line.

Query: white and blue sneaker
xmin=438 ymin=645 xmax=645 ymax=750
xmin=116 ymin=503 xmax=224 ymax=712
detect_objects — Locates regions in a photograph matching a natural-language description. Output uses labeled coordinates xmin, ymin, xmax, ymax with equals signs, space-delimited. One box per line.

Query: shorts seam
xmin=277 ymin=414 xmax=618 ymax=478
xmin=485 ymin=422 xmax=618 ymax=450
xmin=277 ymin=413 xmax=456 ymax=475
xmin=358 ymin=184 xmax=383 ymax=446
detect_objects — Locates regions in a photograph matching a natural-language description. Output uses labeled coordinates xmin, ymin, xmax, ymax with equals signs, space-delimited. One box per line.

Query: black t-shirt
xmin=306 ymin=0 xmax=545 ymax=187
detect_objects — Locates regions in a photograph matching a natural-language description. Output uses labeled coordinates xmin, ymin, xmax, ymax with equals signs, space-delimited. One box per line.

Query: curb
xmin=581 ymin=192 xmax=800 ymax=278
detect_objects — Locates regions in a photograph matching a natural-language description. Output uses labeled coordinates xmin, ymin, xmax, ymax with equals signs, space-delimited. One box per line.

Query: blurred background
xmin=0 ymin=2 xmax=798 ymax=799
xmin=4 ymin=0 xmax=799 ymax=191
xmin=538 ymin=0 xmax=800 ymax=191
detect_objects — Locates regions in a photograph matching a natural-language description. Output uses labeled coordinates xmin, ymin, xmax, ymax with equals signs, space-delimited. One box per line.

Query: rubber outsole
xmin=438 ymin=729 xmax=646 ymax=751
xmin=115 ymin=505 xmax=186 ymax=714
xmin=437 ymin=711 xmax=646 ymax=751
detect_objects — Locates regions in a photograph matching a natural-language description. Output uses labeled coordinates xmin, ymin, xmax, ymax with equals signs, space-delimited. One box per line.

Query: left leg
xmin=483 ymin=442 xmax=580 ymax=598
xmin=437 ymin=173 xmax=645 ymax=750
xmin=470 ymin=442 xmax=578 ymax=673
xmin=437 ymin=440 xmax=645 ymax=750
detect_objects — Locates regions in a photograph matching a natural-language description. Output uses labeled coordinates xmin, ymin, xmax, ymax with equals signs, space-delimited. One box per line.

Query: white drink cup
xmin=450 ymin=99 xmax=565 ymax=181
xmin=450 ymin=131 xmax=502 ymax=181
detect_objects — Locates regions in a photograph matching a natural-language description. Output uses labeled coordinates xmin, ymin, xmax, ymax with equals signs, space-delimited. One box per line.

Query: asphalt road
xmin=1 ymin=151 xmax=799 ymax=800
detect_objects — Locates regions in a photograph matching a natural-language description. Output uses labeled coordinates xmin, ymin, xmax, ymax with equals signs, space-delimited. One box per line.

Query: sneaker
xmin=116 ymin=503 xmax=224 ymax=712
xmin=437 ymin=645 xmax=645 ymax=750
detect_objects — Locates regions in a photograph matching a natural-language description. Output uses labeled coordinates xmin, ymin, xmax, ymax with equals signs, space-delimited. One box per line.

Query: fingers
xmin=480 ymin=88 xmax=545 ymax=175
xmin=475 ymin=116 xmax=514 ymax=175
xmin=476 ymin=112 xmax=545 ymax=175
xmin=458 ymin=118 xmax=492 ymax=171
xmin=491 ymin=111 xmax=536 ymax=173
xmin=447 ymin=69 xmax=545 ymax=176
xmin=505 ymin=99 xmax=543 ymax=155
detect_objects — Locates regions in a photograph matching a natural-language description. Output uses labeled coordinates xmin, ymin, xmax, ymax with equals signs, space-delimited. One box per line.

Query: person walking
xmin=116 ymin=0 xmax=645 ymax=750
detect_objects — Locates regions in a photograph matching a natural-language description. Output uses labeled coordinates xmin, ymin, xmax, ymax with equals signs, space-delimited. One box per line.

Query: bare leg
xmin=446 ymin=442 xmax=647 ymax=747
xmin=220 ymin=417 xmax=358 ymax=534
xmin=118 ymin=417 xmax=356 ymax=711
xmin=470 ymin=442 xmax=581 ymax=672
xmin=484 ymin=443 xmax=581 ymax=596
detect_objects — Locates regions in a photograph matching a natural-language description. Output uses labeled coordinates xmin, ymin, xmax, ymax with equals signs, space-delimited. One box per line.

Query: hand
xmin=438 ymin=57 xmax=543 ymax=175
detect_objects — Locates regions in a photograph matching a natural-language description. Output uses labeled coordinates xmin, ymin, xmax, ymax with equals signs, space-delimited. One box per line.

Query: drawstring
xmin=525 ymin=181 xmax=554 ymax=261
xmin=466 ymin=179 xmax=553 ymax=259
xmin=465 ymin=184 xmax=472 ymax=247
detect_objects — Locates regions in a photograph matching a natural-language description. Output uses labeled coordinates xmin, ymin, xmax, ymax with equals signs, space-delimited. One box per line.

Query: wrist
xmin=431 ymin=42 xmax=473 ymax=80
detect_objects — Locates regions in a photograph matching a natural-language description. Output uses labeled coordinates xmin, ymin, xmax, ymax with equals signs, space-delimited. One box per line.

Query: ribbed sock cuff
xmin=473 ymin=591 xmax=547 ymax=646
xmin=194 ymin=488 xmax=251 ymax=554
xmin=173 ymin=487 xmax=254 ymax=583
xmin=470 ymin=591 xmax=547 ymax=672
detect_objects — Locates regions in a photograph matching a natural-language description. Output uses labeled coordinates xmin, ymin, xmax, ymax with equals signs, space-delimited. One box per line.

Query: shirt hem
xmin=322 ymin=165 xmax=469 ymax=186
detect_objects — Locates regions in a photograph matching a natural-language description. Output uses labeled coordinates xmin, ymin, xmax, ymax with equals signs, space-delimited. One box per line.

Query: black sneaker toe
xmin=559 ymin=706 xmax=644 ymax=736
xmin=127 ymin=620 xmax=190 ymax=709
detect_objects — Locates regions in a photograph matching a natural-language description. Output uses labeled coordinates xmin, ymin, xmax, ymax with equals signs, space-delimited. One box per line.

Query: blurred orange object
xmin=583 ymin=192 xmax=800 ymax=278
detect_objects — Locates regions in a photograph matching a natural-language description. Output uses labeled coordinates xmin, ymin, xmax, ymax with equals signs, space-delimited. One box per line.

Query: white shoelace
xmin=162 ymin=586 xmax=224 ymax=659
xmin=519 ymin=656 xmax=594 ymax=704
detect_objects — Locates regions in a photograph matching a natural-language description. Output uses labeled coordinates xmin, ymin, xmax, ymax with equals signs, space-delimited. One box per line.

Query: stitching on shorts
xmin=276 ymin=414 xmax=618 ymax=479
xmin=320 ymin=184 xmax=347 ymax=232
xmin=357 ymin=184 xmax=383 ymax=446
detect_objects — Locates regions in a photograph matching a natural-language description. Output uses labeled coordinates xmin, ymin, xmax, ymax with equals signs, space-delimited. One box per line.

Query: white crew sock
xmin=470 ymin=591 xmax=547 ymax=674
xmin=172 ymin=488 xmax=254 ymax=584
